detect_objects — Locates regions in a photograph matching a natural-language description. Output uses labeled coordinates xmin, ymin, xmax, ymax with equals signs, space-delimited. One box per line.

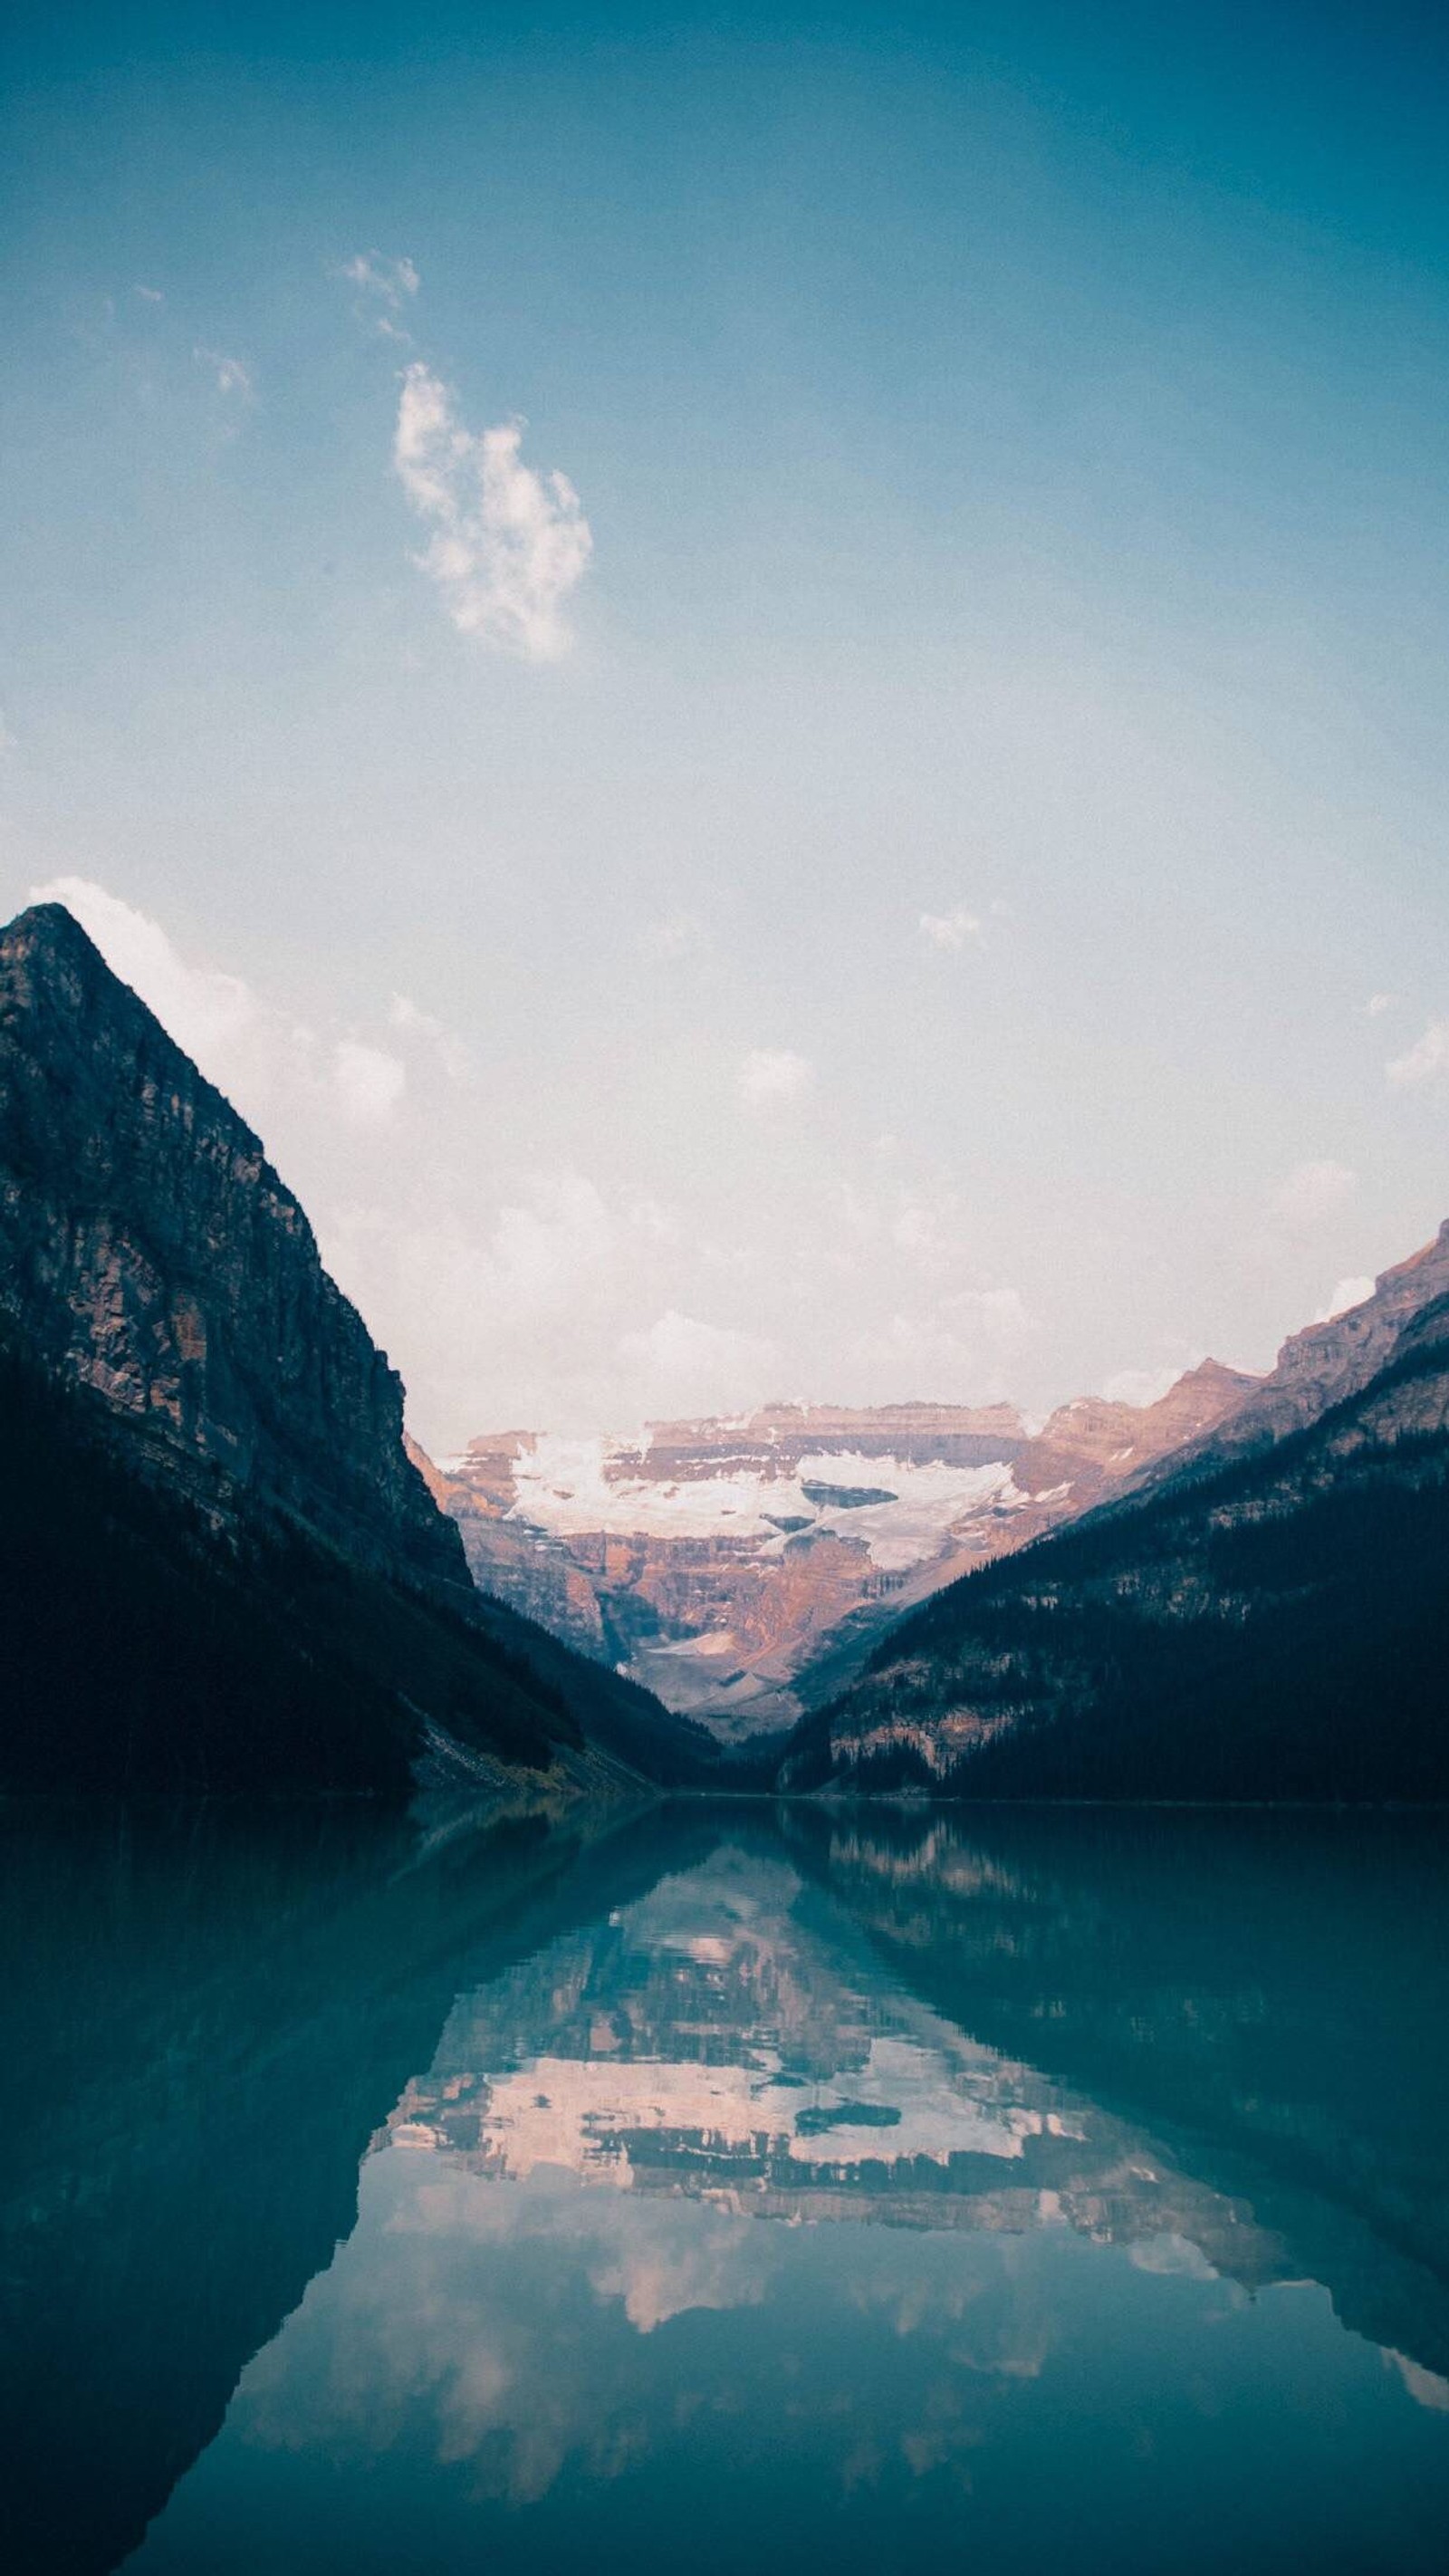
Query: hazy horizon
xmin=5 ymin=3 xmax=1449 ymax=1449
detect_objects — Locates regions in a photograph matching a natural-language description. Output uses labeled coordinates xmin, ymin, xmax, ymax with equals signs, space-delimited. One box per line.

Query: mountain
xmin=1128 ymin=1223 xmax=1449 ymax=1487
xmin=0 ymin=900 xmax=706 ymax=1795
xmin=0 ymin=901 xmax=458 ymax=1591
xmin=782 ymin=1224 xmax=1449 ymax=1802
xmin=417 ymin=1368 xmax=1254 ymax=1742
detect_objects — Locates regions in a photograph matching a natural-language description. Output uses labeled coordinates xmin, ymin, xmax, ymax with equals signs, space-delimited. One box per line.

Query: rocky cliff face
xmin=0 ymin=900 xmax=705 ymax=1795
xmin=424 ymin=1367 xmax=1255 ymax=1742
xmin=0 ymin=902 xmax=460 ymax=1592
xmin=783 ymin=1224 xmax=1449 ymax=1803
xmin=1131 ymin=1224 xmax=1449 ymax=1486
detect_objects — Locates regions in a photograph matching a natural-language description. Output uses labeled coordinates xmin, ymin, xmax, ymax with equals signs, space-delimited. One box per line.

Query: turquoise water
xmin=5 ymin=1802 xmax=1449 ymax=2572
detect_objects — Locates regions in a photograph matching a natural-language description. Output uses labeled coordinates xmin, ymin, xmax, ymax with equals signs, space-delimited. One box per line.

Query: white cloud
xmin=844 ymin=1285 xmax=1032 ymax=1401
xmin=918 ymin=906 xmax=983 ymax=952
xmin=194 ymin=347 xmax=255 ymax=401
xmin=332 ymin=1040 xmax=407 ymax=1127
xmin=490 ymin=1174 xmax=614 ymax=1309
xmin=1316 ymin=1275 xmax=1375 ymax=1323
xmin=952 ymin=1285 xmax=1030 ymax=1340
xmin=339 ymin=251 xmax=420 ymax=308
xmin=389 ymin=993 xmax=473 ymax=1081
xmin=737 ymin=1048 xmax=813 ymax=1106
xmin=1364 ymin=991 xmax=1399 ymax=1017
xmin=1271 ymin=1158 xmax=1357 ymax=1229
xmin=617 ymin=1310 xmax=777 ymax=1414
xmin=1387 ymin=1021 xmax=1449 ymax=1088
xmin=134 ymin=284 xmax=165 ymax=304
xmin=393 ymin=363 xmax=592 ymax=662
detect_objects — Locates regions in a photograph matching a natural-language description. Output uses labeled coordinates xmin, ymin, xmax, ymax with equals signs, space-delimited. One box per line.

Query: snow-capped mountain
xmin=413 ymin=1370 xmax=1255 ymax=1741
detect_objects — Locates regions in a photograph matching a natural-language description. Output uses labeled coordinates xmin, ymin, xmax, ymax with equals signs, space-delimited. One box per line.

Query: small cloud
xmin=641 ymin=910 xmax=709 ymax=962
xmin=845 ymin=1283 xmax=1032 ymax=1399
xmin=491 ymin=1173 xmax=613 ymax=1308
xmin=919 ymin=906 xmax=983 ymax=952
xmin=388 ymin=993 xmax=473 ymax=1081
xmin=194 ymin=347 xmax=255 ymax=401
xmin=393 ymin=362 xmax=592 ymax=662
xmin=331 ymin=1040 xmax=407 ymax=1127
xmin=338 ymin=251 xmax=420 ymax=308
xmin=1387 ymin=1021 xmax=1449 ymax=1088
xmin=1271 ymin=1158 xmax=1357 ymax=1229
xmin=1364 ymin=992 xmax=1400 ymax=1017
xmin=618 ymin=1309 xmax=776 ymax=1411
xmin=1316 ymin=1276 xmax=1375 ymax=1323
xmin=134 ymin=284 xmax=165 ymax=305
xmin=737 ymin=1048 xmax=813 ymax=1106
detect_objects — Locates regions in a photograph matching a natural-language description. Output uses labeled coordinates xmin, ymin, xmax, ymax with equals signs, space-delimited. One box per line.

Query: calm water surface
xmin=5 ymin=1800 xmax=1449 ymax=2573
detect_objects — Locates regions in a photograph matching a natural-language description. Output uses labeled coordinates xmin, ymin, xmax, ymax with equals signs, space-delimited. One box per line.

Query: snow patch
xmin=502 ymin=1436 xmax=1028 ymax=1571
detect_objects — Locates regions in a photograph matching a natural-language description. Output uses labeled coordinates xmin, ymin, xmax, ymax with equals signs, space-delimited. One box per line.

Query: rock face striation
xmin=0 ymin=900 xmax=458 ymax=1593
xmin=1129 ymin=1226 xmax=1449 ymax=1486
xmin=0 ymin=902 xmax=703 ymax=1795
xmin=782 ymin=1225 xmax=1449 ymax=1802
xmin=423 ymin=1368 xmax=1255 ymax=1742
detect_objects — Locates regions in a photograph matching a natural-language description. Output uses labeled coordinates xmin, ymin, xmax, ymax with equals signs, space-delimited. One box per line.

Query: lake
xmin=5 ymin=1797 xmax=1449 ymax=2573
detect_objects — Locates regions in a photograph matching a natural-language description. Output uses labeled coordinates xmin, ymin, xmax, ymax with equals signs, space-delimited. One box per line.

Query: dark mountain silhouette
xmin=0 ymin=900 xmax=713 ymax=1793
xmin=782 ymin=1229 xmax=1449 ymax=1800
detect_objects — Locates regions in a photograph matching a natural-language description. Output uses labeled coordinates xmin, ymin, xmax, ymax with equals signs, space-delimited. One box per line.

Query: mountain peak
xmin=0 ymin=895 xmax=461 ymax=1591
xmin=1 ymin=899 xmax=130 ymax=1004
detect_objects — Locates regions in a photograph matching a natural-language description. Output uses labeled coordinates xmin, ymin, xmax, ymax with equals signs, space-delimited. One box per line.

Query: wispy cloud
xmin=339 ymin=251 xmax=419 ymax=308
xmin=134 ymin=283 xmax=165 ymax=305
xmin=194 ymin=346 xmax=255 ymax=402
xmin=389 ymin=992 xmax=473 ymax=1081
xmin=393 ymin=363 xmax=593 ymax=662
xmin=737 ymin=1048 xmax=813 ymax=1106
xmin=617 ymin=1309 xmax=777 ymax=1412
xmin=918 ymin=906 xmax=983 ymax=951
xmin=1387 ymin=1021 xmax=1449 ymax=1087
xmin=1271 ymin=1158 xmax=1357 ymax=1228
xmin=331 ymin=1040 xmax=407 ymax=1127
xmin=1364 ymin=991 xmax=1400 ymax=1017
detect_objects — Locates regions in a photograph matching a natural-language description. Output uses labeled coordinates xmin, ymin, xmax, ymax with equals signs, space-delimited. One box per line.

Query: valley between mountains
xmin=411 ymin=1369 xmax=1254 ymax=1740
xmin=4 ymin=895 xmax=1448 ymax=1804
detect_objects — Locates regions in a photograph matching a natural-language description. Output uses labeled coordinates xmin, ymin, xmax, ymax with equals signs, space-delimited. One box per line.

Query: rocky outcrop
xmin=783 ymin=1225 xmax=1449 ymax=1802
xmin=0 ymin=902 xmax=459 ymax=1591
xmin=0 ymin=900 xmax=700 ymax=1795
xmin=427 ymin=1370 xmax=1255 ymax=1741
xmin=1130 ymin=1228 xmax=1449 ymax=1489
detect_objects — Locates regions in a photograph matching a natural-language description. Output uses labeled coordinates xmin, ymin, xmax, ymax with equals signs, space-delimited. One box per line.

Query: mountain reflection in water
xmin=6 ymin=1801 xmax=1449 ymax=2574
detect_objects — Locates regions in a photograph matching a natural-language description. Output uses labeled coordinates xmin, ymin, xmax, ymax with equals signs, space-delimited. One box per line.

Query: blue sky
xmin=3 ymin=2 xmax=1448 ymax=1443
